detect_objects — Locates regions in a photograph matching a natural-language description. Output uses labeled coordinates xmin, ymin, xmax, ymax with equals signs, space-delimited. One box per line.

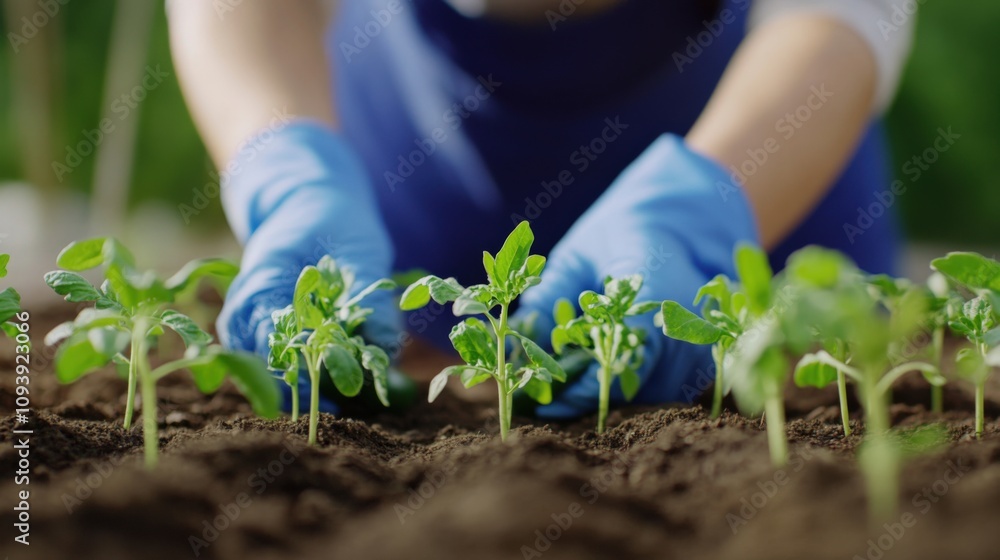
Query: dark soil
xmin=3 ymin=310 xmax=1000 ymax=560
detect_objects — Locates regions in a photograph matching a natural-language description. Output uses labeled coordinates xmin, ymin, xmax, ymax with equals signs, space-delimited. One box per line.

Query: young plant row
xmin=658 ymin=245 xmax=999 ymax=522
xmin=399 ymin=223 xmax=998 ymax=523
xmin=33 ymin=223 xmax=1000 ymax=509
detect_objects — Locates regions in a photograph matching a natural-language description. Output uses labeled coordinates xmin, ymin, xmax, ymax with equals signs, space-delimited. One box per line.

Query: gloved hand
xmin=216 ymin=121 xmax=400 ymax=414
xmin=514 ymin=134 xmax=759 ymax=418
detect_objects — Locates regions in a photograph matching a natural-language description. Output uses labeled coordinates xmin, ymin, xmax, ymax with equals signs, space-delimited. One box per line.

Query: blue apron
xmin=329 ymin=0 xmax=900 ymax=345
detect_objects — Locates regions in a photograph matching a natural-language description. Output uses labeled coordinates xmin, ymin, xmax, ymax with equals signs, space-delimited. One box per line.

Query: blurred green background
xmin=0 ymin=0 xmax=996 ymax=243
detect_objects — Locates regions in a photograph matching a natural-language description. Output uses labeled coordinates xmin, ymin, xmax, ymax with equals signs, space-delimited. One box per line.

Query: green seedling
xmin=550 ymin=275 xmax=659 ymax=433
xmin=946 ymin=297 xmax=996 ymax=438
xmin=267 ymin=255 xmax=395 ymax=445
xmin=931 ymin=252 xmax=1000 ymax=437
xmin=44 ymin=239 xmax=280 ymax=468
xmin=399 ymin=221 xmax=565 ymax=441
xmin=865 ymin=274 xmax=950 ymax=421
xmin=793 ymin=337 xmax=854 ymax=436
xmin=659 ymin=243 xmax=774 ymax=417
xmin=0 ymin=254 xmax=24 ymax=339
xmin=924 ymin=272 xmax=961 ymax=413
xmin=777 ymin=247 xmax=941 ymax=521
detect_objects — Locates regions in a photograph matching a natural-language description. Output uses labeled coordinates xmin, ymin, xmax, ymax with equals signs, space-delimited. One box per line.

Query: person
xmin=168 ymin=0 xmax=915 ymax=418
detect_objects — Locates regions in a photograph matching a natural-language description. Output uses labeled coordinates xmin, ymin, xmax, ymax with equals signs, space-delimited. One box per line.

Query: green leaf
xmin=45 ymin=271 xmax=103 ymax=302
xmin=345 ymin=278 xmax=395 ymax=308
xmin=449 ymin=318 xmax=497 ymax=370
xmin=56 ymin=238 xmax=108 ymax=271
xmin=0 ymin=254 xmax=8 ymax=278
xmin=1 ymin=322 xmax=19 ymax=339
xmin=619 ymin=367 xmax=641 ymax=401
xmin=428 ymin=369 xmax=456 ymax=403
xmin=524 ymin=254 xmax=546 ymax=278
xmin=165 ymin=258 xmax=240 ymax=293
xmin=55 ymin=333 xmax=115 ymax=382
xmin=101 ymin=238 xmax=136 ymax=269
xmin=0 ymin=287 xmax=20 ymax=324
xmin=88 ymin=327 xmax=129 ymax=358
xmin=271 ymin=306 xmax=298 ymax=337
xmin=522 ymin=374 xmax=553 ymax=405
xmin=658 ymin=301 xmax=725 ymax=344
xmin=293 ymin=266 xmax=323 ymax=329
xmin=516 ymin=333 xmax=566 ymax=382
xmin=694 ymin=274 xmax=733 ymax=311
xmin=551 ymin=325 xmax=572 ymax=354
xmin=324 ymin=345 xmax=364 ymax=397
xmin=625 ymin=301 xmax=660 ymax=317
xmin=493 ymin=221 xmax=534 ymax=286
xmin=554 ymin=298 xmax=576 ymax=327
xmin=867 ymin=274 xmax=906 ymax=299
xmin=785 ymin=246 xmax=852 ymax=289
xmin=44 ymin=322 xmax=74 ymax=346
xmin=160 ymin=310 xmax=213 ymax=348
xmin=734 ymin=243 xmax=773 ymax=316
xmin=931 ymin=252 xmax=1000 ymax=293
xmin=453 ymin=295 xmax=490 ymax=316
xmin=104 ymin=265 xmax=139 ymax=309
xmin=793 ymin=352 xmax=839 ymax=389
xmin=186 ymin=347 xmax=229 ymax=393
xmin=399 ymin=276 xmax=464 ymax=310
xmin=483 ymin=251 xmax=496 ymax=280
xmin=984 ymin=326 xmax=1000 ymax=348
xmin=360 ymin=344 xmax=391 ymax=407
xmin=215 ymin=351 xmax=281 ymax=418
xmin=460 ymin=366 xmax=493 ymax=388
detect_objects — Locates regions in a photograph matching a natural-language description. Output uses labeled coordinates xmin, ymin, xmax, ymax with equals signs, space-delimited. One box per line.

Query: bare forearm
xmin=686 ymin=15 xmax=877 ymax=249
xmin=168 ymin=0 xmax=337 ymax=167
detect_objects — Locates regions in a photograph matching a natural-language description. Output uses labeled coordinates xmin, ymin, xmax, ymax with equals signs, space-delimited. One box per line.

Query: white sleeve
xmin=748 ymin=0 xmax=916 ymax=113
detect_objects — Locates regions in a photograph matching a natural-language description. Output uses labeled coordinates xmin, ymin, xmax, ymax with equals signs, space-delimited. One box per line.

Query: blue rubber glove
xmin=514 ymin=134 xmax=759 ymax=418
xmin=216 ymin=121 xmax=400 ymax=414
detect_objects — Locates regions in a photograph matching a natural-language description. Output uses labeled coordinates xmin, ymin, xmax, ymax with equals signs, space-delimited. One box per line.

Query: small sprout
xmin=267 ymin=255 xmax=395 ymax=445
xmin=660 ymin=243 xmax=782 ymax=441
xmin=551 ymin=275 xmax=659 ymax=434
xmin=44 ymin=238 xmax=280 ymax=468
xmin=931 ymin=251 xmax=1000 ymax=438
xmin=656 ymin=246 xmax=764 ymax=419
xmin=400 ymin=221 xmax=565 ymax=441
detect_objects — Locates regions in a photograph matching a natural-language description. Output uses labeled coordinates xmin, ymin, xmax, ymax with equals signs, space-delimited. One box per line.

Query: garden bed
xmin=2 ymin=311 xmax=1000 ymax=560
